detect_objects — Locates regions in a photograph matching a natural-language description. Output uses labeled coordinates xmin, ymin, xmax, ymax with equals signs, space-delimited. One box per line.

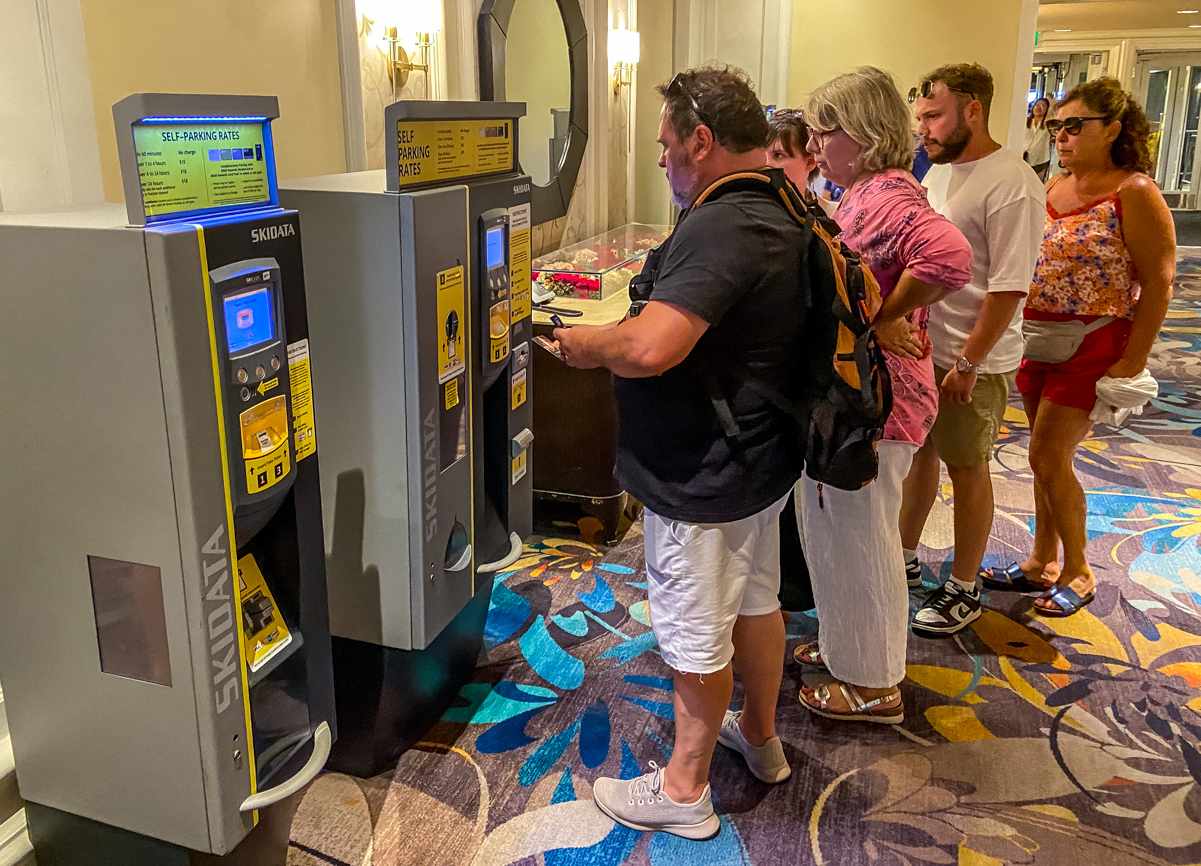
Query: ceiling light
xmin=1178 ymin=8 xmax=1200 ymax=13
xmin=1192 ymin=23 xmax=1201 ymax=27
xmin=1055 ymin=28 xmax=1072 ymax=32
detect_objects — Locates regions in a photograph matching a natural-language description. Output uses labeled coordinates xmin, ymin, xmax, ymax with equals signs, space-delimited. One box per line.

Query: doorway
xmin=1136 ymin=52 xmax=1201 ymax=208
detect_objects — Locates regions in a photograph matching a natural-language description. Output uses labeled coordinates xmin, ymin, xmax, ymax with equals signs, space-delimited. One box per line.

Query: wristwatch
xmin=955 ymin=356 xmax=979 ymax=374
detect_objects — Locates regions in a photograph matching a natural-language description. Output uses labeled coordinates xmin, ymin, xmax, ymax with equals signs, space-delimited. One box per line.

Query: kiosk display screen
xmin=133 ymin=122 xmax=270 ymax=218
xmin=223 ymin=287 xmax=276 ymax=354
xmin=486 ymin=226 xmax=505 ymax=269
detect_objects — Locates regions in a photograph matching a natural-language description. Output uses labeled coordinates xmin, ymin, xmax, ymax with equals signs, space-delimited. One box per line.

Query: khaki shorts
xmin=929 ymin=365 xmax=1013 ymax=468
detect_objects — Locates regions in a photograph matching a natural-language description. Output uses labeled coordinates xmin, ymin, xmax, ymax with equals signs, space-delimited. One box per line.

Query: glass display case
xmin=532 ymin=223 xmax=672 ymax=301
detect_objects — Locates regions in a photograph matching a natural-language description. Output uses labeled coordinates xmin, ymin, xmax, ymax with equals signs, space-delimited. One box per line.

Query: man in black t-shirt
xmin=553 ymin=67 xmax=815 ymax=840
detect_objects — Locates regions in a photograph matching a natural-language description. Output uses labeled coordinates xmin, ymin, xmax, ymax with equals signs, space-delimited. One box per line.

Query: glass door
xmin=1137 ymin=52 xmax=1201 ymax=208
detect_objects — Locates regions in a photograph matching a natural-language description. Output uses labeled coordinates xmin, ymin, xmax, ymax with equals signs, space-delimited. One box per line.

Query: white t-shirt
xmin=923 ymin=148 xmax=1046 ymax=374
xmin=1024 ymin=124 xmax=1052 ymax=166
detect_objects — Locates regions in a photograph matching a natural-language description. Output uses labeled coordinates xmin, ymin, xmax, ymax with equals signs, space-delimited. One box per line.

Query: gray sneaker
xmin=716 ymin=710 xmax=791 ymax=783
xmin=592 ymin=761 xmax=720 ymax=840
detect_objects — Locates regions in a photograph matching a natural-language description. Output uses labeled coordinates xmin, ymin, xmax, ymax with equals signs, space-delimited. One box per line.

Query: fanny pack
xmin=1023 ymin=316 xmax=1115 ymax=364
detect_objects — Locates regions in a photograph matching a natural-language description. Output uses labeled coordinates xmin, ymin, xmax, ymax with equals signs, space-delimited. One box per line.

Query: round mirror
xmin=504 ymin=0 xmax=572 ymax=188
xmin=479 ymin=0 xmax=589 ymax=224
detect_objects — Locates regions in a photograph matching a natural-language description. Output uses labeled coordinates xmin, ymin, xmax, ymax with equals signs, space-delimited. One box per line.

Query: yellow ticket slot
xmin=489 ymin=301 xmax=511 ymax=363
xmin=240 ymin=395 xmax=291 ymax=494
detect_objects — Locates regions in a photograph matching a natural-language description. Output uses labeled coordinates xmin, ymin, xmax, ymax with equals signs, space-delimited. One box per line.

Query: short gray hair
xmin=804 ymin=66 xmax=913 ymax=173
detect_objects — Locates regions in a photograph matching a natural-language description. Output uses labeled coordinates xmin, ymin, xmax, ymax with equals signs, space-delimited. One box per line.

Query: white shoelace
xmin=627 ymin=761 xmax=666 ymax=806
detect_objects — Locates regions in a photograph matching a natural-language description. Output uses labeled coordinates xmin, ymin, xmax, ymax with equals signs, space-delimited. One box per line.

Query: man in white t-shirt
xmin=900 ymin=63 xmax=1046 ymax=636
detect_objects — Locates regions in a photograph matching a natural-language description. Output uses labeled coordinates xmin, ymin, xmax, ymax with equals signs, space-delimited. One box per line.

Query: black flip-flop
xmin=1033 ymin=584 xmax=1096 ymax=618
xmin=980 ymin=562 xmax=1055 ymax=594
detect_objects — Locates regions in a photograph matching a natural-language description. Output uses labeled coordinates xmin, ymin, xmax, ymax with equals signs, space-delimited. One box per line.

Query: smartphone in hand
xmin=533 ymin=335 xmax=565 ymax=361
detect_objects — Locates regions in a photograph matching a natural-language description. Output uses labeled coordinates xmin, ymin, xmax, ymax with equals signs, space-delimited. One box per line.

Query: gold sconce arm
xmin=386 ymin=28 xmax=432 ymax=97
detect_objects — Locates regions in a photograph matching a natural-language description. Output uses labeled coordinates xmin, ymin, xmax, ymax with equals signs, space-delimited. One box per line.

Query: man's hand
xmin=874 ymin=316 xmax=925 ymax=359
xmin=1105 ymin=357 xmax=1146 ymax=380
xmin=940 ymin=367 xmax=976 ymax=405
xmin=553 ymin=326 xmax=601 ymax=369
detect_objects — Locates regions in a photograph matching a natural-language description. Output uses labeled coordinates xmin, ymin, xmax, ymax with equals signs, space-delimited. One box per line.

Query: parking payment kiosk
xmin=280 ymin=101 xmax=533 ymax=775
xmin=0 ymin=94 xmax=335 ymax=863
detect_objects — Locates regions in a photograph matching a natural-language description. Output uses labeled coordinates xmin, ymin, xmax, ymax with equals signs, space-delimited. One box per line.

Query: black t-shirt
xmin=614 ymin=186 xmax=829 ymax=523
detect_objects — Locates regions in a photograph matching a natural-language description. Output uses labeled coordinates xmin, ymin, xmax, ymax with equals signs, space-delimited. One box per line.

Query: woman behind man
xmin=766 ymin=110 xmax=838 ymax=216
xmin=988 ymin=77 xmax=1175 ymax=615
xmin=788 ymin=67 xmax=971 ymax=723
xmin=1025 ymin=97 xmax=1053 ymax=180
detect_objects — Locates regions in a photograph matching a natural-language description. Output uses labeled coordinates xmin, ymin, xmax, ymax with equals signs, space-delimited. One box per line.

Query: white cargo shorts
xmin=642 ymin=493 xmax=788 ymax=675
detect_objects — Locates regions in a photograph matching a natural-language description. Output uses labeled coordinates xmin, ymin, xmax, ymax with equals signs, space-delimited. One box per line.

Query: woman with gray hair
xmin=792 ymin=67 xmax=972 ymax=723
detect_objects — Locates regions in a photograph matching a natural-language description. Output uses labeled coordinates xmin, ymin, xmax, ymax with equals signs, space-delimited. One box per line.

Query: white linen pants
xmin=795 ymin=441 xmax=916 ymax=688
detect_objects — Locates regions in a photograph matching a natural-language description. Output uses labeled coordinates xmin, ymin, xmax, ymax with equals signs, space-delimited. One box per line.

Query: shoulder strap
xmin=1082 ymin=315 xmax=1116 ymax=334
xmin=694 ymin=169 xmax=813 ymax=230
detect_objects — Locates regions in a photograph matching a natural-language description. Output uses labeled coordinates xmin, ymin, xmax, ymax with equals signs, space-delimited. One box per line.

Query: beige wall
xmin=633 ymin=0 xmax=674 ymax=226
xmin=81 ymin=0 xmax=346 ymax=202
xmin=788 ymin=0 xmax=1027 ymax=145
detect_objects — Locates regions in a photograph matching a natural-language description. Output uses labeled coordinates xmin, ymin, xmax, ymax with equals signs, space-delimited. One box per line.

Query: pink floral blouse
xmin=835 ymin=170 xmax=973 ymax=445
xmin=1027 ymin=180 xmax=1140 ymax=320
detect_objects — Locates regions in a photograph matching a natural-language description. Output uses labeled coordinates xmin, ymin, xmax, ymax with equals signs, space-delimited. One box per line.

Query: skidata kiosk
xmin=0 ymin=94 xmax=335 ymax=863
xmin=281 ymin=101 xmax=533 ymax=775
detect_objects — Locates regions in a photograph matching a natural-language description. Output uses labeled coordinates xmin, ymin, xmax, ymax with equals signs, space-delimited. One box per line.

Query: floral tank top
xmin=1027 ymin=177 xmax=1140 ymax=320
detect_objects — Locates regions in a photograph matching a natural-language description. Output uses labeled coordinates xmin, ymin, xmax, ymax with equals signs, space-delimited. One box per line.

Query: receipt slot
xmin=0 ymin=94 xmax=335 ymax=864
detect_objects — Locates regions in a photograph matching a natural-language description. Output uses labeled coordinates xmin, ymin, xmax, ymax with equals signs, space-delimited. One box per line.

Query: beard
xmin=670 ymin=152 xmax=699 ymax=207
xmin=926 ymin=119 xmax=972 ymax=164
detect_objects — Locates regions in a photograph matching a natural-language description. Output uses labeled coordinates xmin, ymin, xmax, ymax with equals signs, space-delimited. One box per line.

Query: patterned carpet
xmin=288 ymin=252 xmax=1201 ymax=866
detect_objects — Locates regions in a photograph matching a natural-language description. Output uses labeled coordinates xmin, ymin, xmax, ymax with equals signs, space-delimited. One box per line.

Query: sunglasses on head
xmin=907 ymin=79 xmax=977 ymax=104
xmin=1044 ymin=115 xmax=1108 ymax=136
xmin=666 ymin=72 xmax=719 ymax=134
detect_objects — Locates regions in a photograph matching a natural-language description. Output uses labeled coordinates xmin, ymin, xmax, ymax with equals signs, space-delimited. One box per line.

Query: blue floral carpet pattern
xmin=289 ymin=252 xmax=1201 ymax=865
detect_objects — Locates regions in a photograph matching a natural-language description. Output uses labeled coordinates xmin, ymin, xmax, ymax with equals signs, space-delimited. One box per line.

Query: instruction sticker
xmin=445 ymin=378 xmax=461 ymax=410
xmin=511 ymin=450 xmax=528 ymax=485
xmin=245 ymin=441 xmax=290 ymax=495
xmin=437 ymin=266 xmax=467 ymax=384
xmin=237 ymin=553 xmax=293 ymax=673
xmin=288 ymin=339 xmax=317 ymax=461
xmin=511 ymin=368 xmax=527 ymax=410
xmin=509 ymin=203 xmax=532 ymax=323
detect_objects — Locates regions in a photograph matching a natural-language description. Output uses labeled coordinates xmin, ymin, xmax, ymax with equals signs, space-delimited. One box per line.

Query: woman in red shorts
xmin=990 ymin=78 xmax=1175 ymax=616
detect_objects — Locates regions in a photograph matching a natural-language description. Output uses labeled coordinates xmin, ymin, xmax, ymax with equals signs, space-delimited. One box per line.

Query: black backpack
xmin=689 ymin=168 xmax=894 ymax=492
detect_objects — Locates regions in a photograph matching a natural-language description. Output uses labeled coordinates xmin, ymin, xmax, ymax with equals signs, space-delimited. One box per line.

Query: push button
xmin=237 ymin=368 xmax=249 ymax=384
xmin=255 ymin=365 xmax=266 ymax=380
xmin=240 ymin=387 xmax=251 ymax=402
xmin=270 ymin=355 xmax=281 ymax=372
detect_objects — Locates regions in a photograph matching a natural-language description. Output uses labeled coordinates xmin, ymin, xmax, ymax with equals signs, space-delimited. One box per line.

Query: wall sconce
xmin=385 ymin=28 xmax=432 ymax=99
xmin=609 ymin=28 xmax=640 ymax=95
xmin=359 ymin=2 xmax=441 ymax=100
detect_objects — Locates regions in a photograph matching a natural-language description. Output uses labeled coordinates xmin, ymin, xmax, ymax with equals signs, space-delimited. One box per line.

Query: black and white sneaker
xmin=912 ymin=580 xmax=982 ymax=637
xmin=905 ymin=557 xmax=923 ymax=589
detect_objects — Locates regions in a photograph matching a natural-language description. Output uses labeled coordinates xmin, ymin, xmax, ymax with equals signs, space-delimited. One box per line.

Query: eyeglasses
xmin=1044 ymin=115 xmax=1108 ymax=136
xmin=666 ymin=73 xmax=718 ymax=135
xmin=907 ymin=79 xmax=977 ymax=104
xmin=807 ymin=127 xmax=840 ymax=150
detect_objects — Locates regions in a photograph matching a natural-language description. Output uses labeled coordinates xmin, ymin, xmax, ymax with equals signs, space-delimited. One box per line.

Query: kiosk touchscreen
xmin=0 ymin=94 xmax=335 ymax=864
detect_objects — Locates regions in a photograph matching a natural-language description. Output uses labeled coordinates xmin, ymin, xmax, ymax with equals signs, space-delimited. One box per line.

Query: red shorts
xmin=1016 ymin=314 xmax=1132 ymax=412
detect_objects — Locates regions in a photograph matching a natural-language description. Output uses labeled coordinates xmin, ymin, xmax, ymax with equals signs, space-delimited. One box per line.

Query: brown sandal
xmin=792 ymin=641 xmax=827 ymax=669
xmin=800 ymin=682 xmax=904 ymax=725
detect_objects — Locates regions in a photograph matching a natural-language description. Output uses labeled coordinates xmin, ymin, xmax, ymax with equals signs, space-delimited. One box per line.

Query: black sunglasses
xmin=907 ymin=79 xmax=977 ymax=104
xmin=1045 ymin=115 xmax=1108 ymax=136
xmin=666 ymin=73 xmax=719 ymax=135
